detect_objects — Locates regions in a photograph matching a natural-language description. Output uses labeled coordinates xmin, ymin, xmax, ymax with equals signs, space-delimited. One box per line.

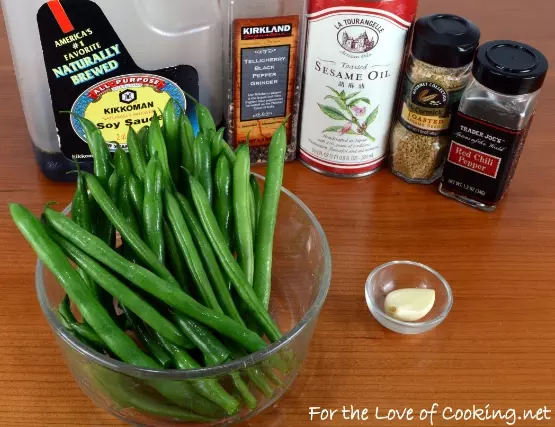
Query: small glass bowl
xmin=365 ymin=261 xmax=453 ymax=334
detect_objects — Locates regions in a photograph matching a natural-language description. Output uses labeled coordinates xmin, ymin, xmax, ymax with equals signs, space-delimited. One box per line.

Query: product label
xmin=399 ymin=78 xmax=465 ymax=137
xmin=300 ymin=0 xmax=418 ymax=176
xmin=441 ymin=111 xmax=531 ymax=205
xmin=233 ymin=16 xmax=299 ymax=149
xmin=37 ymin=0 xmax=199 ymax=159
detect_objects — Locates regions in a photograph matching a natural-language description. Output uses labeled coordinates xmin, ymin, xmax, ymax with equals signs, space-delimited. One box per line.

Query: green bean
xmin=146 ymin=379 xmax=224 ymax=418
xmin=92 ymin=368 xmax=214 ymax=422
xmin=48 ymin=231 xmax=192 ymax=348
xmin=233 ymin=145 xmax=254 ymax=286
xmin=261 ymin=361 xmax=283 ymax=387
xmin=173 ymin=313 xmax=229 ymax=366
xmin=128 ymin=174 xmax=144 ymax=225
xmin=127 ymin=126 xmax=147 ymax=181
xmin=253 ymin=124 xmax=287 ymax=308
xmin=71 ymin=167 xmax=99 ymax=298
xmin=163 ymin=206 xmax=239 ymax=360
xmin=192 ymin=133 xmax=203 ymax=179
xmin=153 ymin=331 xmax=240 ymax=415
xmin=148 ymin=112 xmax=171 ymax=185
xmin=75 ymin=266 xmax=99 ymax=300
xmin=97 ymin=171 xmax=121 ymax=323
xmin=214 ymin=155 xmax=233 ymax=249
xmin=176 ymin=193 xmax=241 ymax=323
xmin=164 ymin=191 xmax=222 ymax=312
xmin=108 ymin=170 xmax=119 ymax=201
xmin=43 ymin=207 xmax=268 ymax=353
xmin=115 ymin=147 xmax=139 ymax=234
xmin=10 ymin=204 xmax=156 ymax=367
xmin=185 ymin=93 xmax=216 ymax=134
xmin=138 ymin=126 xmax=150 ymax=162
xmin=83 ymin=173 xmax=177 ymax=287
xmin=198 ymin=134 xmax=213 ymax=205
xmin=143 ymin=157 xmax=165 ymax=263
xmin=163 ymin=99 xmax=180 ymax=184
xmin=250 ymin=174 xmax=262 ymax=234
xmin=230 ymin=345 xmax=277 ymax=398
xmin=230 ymin=372 xmax=257 ymax=410
xmin=114 ymin=147 xmax=139 ymax=238
xmin=179 ymin=111 xmax=195 ymax=175
xmin=71 ymin=166 xmax=93 ymax=232
xmin=211 ymin=128 xmax=225 ymax=159
xmin=118 ymin=182 xmax=140 ymax=261
xmin=58 ymin=294 xmax=78 ymax=325
xmin=74 ymin=116 xmax=112 ymax=189
xmin=122 ymin=306 xmax=172 ymax=368
xmin=245 ymin=366 xmax=274 ymax=398
xmin=188 ymin=177 xmax=282 ymax=342
xmin=75 ymin=117 xmax=113 ymax=244
xmin=114 ymin=146 xmax=132 ymax=178
xmin=163 ymin=220 xmax=191 ymax=294
xmin=224 ymin=339 xmax=274 ymax=398
xmin=59 ymin=295 xmax=108 ymax=351
xmin=248 ymin=184 xmax=256 ymax=241
xmin=221 ymin=142 xmax=236 ymax=165
xmin=57 ymin=306 xmax=90 ymax=349
xmin=115 ymin=150 xmax=140 ymax=252
xmin=147 ymin=380 xmax=224 ymax=418
xmin=107 ymin=170 xmax=119 ymax=248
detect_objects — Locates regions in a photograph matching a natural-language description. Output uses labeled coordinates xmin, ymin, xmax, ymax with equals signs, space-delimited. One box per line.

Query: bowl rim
xmin=365 ymin=260 xmax=453 ymax=329
xmin=35 ymin=174 xmax=332 ymax=380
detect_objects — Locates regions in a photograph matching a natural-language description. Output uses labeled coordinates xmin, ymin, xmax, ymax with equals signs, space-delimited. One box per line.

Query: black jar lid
xmin=412 ymin=14 xmax=481 ymax=68
xmin=472 ymin=40 xmax=549 ymax=96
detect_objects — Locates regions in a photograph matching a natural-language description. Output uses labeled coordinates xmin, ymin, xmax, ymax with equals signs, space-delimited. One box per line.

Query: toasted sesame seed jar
xmin=390 ymin=14 xmax=480 ymax=184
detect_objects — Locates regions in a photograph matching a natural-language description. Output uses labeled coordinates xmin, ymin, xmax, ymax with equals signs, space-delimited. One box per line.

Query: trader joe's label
xmin=37 ymin=0 xmax=199 ymax=159
xmin=232 ymin=16 xmax=299 ymax=148
xmin=299 ymin=0 xmax=417 ymax=176
xmin=441 ymin=111 xmax=532 ymax=205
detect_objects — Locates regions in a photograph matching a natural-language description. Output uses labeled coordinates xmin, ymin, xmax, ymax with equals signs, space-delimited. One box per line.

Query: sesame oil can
xmin=299 ymin=0 xmax=418 ymax=178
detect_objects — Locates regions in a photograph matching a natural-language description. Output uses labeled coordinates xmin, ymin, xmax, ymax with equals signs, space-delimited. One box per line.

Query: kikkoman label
xmin=299 ymin=0 xmax=418 ymax=176
xmin=71 ymin=74 xmax=186 ymax=150
xmin=37 ymin=0 xmax=199 ymax=159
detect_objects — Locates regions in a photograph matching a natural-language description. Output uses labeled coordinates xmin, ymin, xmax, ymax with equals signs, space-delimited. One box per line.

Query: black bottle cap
xmin=472 ymin=40 xmax=549 ymax=96
xmin=412 ymin=14 xmax=481 ymax=68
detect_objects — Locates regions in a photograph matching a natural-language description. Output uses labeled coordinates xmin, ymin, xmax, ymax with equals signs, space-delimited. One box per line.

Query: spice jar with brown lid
xmin=390 ymin=14 xmax=481 ymax=184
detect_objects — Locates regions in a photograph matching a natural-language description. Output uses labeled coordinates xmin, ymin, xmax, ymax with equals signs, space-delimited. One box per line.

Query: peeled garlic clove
xmin=384 ymin=288 xmax=436 ymax=322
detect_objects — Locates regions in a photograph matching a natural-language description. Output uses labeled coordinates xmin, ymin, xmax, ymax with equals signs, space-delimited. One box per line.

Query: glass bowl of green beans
xmin=35 ymin=176 xmax=331 ymax=426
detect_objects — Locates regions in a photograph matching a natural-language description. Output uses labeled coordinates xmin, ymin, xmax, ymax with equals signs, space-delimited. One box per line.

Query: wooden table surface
xmin=1 ymin=1 xmax=555 ymax=426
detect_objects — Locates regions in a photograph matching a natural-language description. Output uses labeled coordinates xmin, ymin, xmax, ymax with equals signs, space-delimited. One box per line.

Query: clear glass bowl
xmin=365 ymin=261 xmax=453 ymax=335
xmin=35 ymin=177 xmax=331 ymax=426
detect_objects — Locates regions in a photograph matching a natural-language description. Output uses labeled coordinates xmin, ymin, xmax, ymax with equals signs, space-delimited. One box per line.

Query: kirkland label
xmin=240 ymin=45 xmax=290 ymax=122
xmin=37 ymin=0 xmax=199 ymax=159
xmin=232 ymin=16 xmax=299 ymax=149
xmin=441 ymin=111 xmax=531 ymax=204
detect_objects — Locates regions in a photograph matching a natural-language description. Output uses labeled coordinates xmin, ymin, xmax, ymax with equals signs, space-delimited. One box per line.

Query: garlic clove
xmin=384 ymin=288 xmax=436 ymax=322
